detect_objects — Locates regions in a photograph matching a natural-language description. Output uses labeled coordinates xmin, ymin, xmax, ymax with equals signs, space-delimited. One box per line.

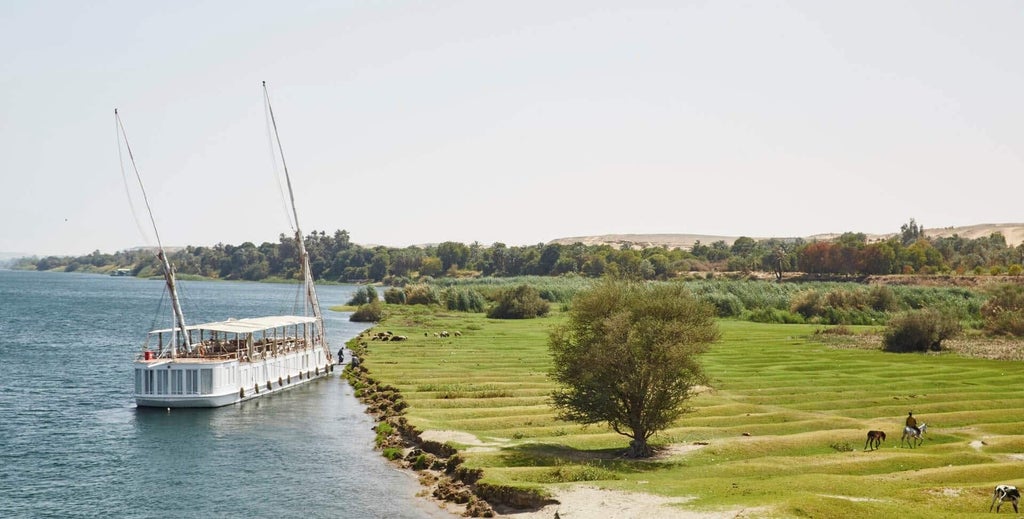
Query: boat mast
xmin=262 ymin=82 xmax=330 ymax=362
xmin=115 ymin=109 xmax=192 ymax=356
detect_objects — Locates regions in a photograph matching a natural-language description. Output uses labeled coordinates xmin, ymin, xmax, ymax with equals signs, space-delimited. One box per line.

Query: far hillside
xmin=549 ymin=223 xmax=1024 ymax=250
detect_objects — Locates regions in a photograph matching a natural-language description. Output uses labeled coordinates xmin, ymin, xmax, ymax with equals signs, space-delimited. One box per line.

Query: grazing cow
xmin=991 ymin=485 xmax=1020 ymax=513
xmin=900 ymin=423 xmax=927 ymax=448
xmin=454 ymin=330 xmax=462 ymax=337
xmin=864 ymin=430 xmax=886 ymax=451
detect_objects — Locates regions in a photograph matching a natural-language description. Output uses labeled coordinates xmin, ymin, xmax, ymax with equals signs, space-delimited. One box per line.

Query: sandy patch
xmin=501 ymin=486 xmax=767 ymax=519
xmin=419 ymin=429 xmax=511 ymax=452
xmin=820 ymin=494 xmax=886 ymax=503
xmin=970 ymin=440 xmax=986 ymax=450
xmin=931 ymin=488 xmax=962 ymax=498
xmin=654 ymin=442 xmax=709 ymax=459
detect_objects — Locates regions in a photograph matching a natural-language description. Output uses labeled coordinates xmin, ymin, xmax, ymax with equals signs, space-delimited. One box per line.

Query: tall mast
xmin=115 ymin=109 xmax=192 ymax=355
xmin=262 ymin=83 xmax=329 ymax=361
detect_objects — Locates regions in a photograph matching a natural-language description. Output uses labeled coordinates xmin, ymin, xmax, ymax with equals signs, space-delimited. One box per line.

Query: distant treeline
xmin=14 ymin=220 xmax=1024 ymax=282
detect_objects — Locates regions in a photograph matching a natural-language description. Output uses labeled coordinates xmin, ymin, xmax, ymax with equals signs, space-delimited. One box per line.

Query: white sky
xmin=2 ymin=1 xmax=1022 ymax=256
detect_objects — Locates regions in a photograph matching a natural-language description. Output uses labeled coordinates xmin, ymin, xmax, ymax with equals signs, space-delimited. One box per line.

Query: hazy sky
xmin=2 ymin=1 xmax=1022 ymax=256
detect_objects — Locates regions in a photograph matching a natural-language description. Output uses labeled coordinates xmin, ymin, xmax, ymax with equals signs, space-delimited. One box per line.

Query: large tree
xmin=549 ymin=281 xmax=719 ymax=458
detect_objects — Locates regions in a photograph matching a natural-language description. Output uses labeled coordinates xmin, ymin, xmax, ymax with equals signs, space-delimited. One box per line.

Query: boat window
xmin=135 ymin=369 xmax=142 ymax=394
xmin=157 ymin=370 xmax=168 ymax=395
xmin=187 ymin=369 xmax=199 ymax=394
xmin=145 ymin=370 xmax=154 ymax=394
xmin=172 ymin=370 xmax=183 ymax=395
xmin=201 ymin=369 xmax=213 ymax=395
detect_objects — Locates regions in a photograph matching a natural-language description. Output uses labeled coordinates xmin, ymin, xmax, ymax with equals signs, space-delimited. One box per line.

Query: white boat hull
xmin=133 ymin=345 xmax=332 ymax=408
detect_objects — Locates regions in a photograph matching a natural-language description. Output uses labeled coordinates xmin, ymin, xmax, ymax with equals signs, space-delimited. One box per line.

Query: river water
xmin=0 ymin=270 xmax=451 ymax=518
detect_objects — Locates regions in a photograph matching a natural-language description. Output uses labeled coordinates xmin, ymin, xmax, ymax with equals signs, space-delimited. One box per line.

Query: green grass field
xmin=354 ymin=306 xmax=1024 ymax=518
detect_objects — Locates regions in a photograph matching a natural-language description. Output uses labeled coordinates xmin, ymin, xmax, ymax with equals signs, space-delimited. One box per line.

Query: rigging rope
xmin=114 ymin=110 xmax=167 ymax=254
xmin=265 ymin=91 xmax=296 ymax=233
xmin=115 ymin=111 xmax=153 ymax=246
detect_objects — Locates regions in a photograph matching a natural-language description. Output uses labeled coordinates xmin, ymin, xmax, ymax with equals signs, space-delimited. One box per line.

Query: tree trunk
xmin=627 ymin=438 xmax=653 ymax=458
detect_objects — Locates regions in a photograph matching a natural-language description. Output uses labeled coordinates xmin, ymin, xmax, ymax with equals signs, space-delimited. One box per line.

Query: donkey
xmin=990 ymin=485 xmax=1020 ymax=513
xmin=900 ymin=423 xmax=927 ymax=448
xmin=864 ymin=430 xmax=886 ymax=451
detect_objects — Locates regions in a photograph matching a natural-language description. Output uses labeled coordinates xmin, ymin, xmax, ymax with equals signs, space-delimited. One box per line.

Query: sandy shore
xmin=416 ymin=431 xmax=763 ymax=518
xmin=497 ymin=485 xmax=767 ymax=519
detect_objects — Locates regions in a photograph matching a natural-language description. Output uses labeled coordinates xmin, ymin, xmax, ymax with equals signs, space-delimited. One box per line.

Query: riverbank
xmin=341 ymin=303 xmax=1024 ymax=518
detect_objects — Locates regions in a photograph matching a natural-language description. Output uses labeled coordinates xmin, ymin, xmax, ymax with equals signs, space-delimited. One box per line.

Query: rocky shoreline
xmin=343 ymin=341 xmax=554 ymax=518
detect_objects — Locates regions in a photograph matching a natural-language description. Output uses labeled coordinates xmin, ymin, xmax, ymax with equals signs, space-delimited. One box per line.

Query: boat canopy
xmin=148 ymin=315 xmax=316 ymax=335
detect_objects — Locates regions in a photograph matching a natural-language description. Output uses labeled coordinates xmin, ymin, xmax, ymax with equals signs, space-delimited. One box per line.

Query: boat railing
xmin=137 ymin=336 xmax=314 ymax=363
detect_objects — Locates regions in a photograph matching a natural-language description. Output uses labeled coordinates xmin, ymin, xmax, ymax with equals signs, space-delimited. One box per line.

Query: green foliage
xmin=883 ymin=309 xmax=961 ymax=352
xmin=702 ymin=291 xmax=745 ymax=317
xmin=404 ymin=284 xmax=441 ymax=305
xmin=30 ymin=219 xmax=1024 ymax=283
xmin=375 ymin=422 xmax=394 ymax=447
xmin=350 ymin=301 xmax=385 ymax=322
xmin=549 ymin=280 xmax=719 ymax=458
xmin=868 ymin=285 xmax=898 ymax=311
xmin=383 ymin=287 xmax=406 ymax=304
xmin=981 ymin=283 xmax=1024 ymax=336
xmin=347 ymin=285 xmax=379 ymax=305
xmin=487 ymin=284 xmax=550 ymax=319
xmin=790 ymin=290 xmax=826 ymax=319
xmin=745 ymin=307 xmax=805 ymax=324
xmin=442 ymin=287 xmax=487 ymax=312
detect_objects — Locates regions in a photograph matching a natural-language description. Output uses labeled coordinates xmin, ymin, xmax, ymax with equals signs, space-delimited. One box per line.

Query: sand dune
xmin=549 ymin=223 xmax=1024 ymax=250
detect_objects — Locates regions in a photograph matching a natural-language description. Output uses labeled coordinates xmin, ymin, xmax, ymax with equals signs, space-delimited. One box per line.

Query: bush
xmin=487 ymin=284 xmax=550 ymax=319
xmin=347 ymin=285 xmax=378 ymax=305
xmin=442 ymin=287 xmax=486 ymax=312
xmin=404 ymin=284 xmax=441 ymax=305
xmin=868 ymin=285 xmax=898 ymax=312
xmin=383 ymin=287 xmax=406 ymax=304
xmin=350 ymin=301 xmax=385 ymax=322
xmin=981 ymin=283 xmax=1024 ymax=336
xmin=746 ymin=308 xmax=805 ymax=324
xmin=702 ymin=291 xmax=745 ymax=317
xmin=883 ymin=309 xmax=961 ymax=352
xmin=791 ymin=290 xmax=825 ymax=318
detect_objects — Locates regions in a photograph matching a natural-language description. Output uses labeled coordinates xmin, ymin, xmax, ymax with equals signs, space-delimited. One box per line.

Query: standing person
xmin=905 ymin=411 xmax=920 ymax=435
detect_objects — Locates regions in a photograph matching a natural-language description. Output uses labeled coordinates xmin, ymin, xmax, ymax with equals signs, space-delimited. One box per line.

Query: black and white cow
xmin=990 ymin=485 xmax=1020 ymax=513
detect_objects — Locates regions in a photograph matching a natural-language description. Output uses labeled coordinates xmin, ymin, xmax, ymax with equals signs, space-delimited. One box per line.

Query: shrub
xmin=981 ymin=283 xmax=1024 ymax=336
xmin=442 ymin=287 xmax=487 ymax=312
xmin=383 ymin=287 xmax=406 ymax=304
xmin=350 ymin=301 xmax=385 ymax=322
xmin=702 ymin=291 xmax=745 ymax=317
xmin=487 ymin=284 xmax=550 ymax=319
xmin=404 ymin=284 xmax=441 ymax=305
xmin=746 ymin=308 xmax=804 ymax=324
xmin=868 ymin=285 xmax=898 ymax=312
xmin=791 ymin=290 xmax=825 ymax=319
xmin=347 ymin=285 xmax=379 ymax=306
xmin=883 ymin=309 xmax=961 ymax=352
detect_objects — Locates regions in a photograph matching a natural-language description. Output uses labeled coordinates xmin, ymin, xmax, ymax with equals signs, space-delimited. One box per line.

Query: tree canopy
xmin=549 ymin=280 xmax=719 ymax=457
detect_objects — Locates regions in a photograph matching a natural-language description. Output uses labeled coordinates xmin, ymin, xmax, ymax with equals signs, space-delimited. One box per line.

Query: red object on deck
xmin=143 ymin=350 xmax=153 ymax=360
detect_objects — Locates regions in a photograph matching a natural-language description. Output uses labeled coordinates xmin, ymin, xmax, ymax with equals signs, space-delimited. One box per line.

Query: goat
xmin=991 ymin=485 xmax=1020 ymax=513
xmin=864 ymin=430 xmax=886 ymax=451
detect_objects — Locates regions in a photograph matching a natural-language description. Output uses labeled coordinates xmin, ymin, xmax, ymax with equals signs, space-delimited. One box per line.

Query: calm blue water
xmin=0 ymin=270 xmax=452 ymax=519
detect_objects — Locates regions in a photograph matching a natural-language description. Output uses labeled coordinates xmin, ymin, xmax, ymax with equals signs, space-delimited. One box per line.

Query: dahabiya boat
xmin=117 ymin=82 xmax=334 ymax=408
